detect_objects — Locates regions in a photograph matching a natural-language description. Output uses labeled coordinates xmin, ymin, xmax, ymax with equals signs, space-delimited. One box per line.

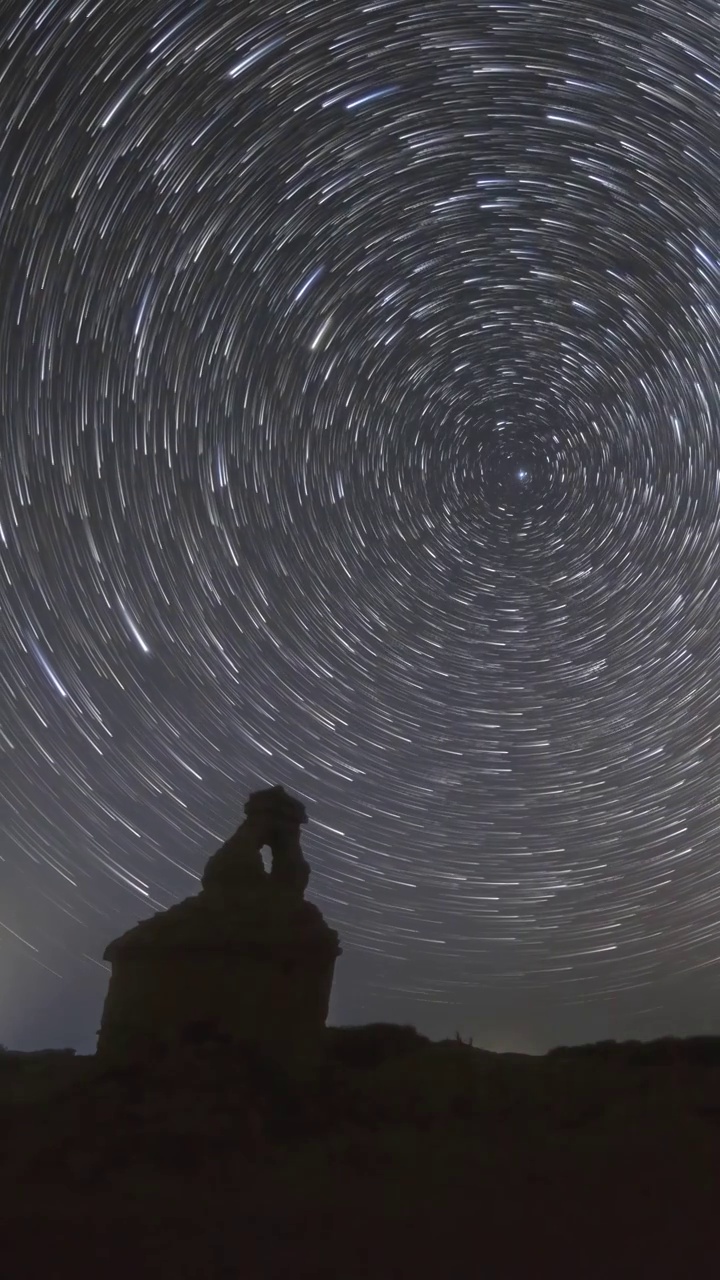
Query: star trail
xmin=3 ymin=0 xmax=720 ymax=1054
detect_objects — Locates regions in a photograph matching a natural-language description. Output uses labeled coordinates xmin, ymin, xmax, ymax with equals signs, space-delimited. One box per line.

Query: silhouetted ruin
xmin=96 ymin=785 xmax=341 ymax=1062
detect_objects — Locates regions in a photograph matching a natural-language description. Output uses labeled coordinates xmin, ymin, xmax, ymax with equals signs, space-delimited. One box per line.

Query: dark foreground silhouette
xmin=2 ymin=1024 xmax=720 ymax=1279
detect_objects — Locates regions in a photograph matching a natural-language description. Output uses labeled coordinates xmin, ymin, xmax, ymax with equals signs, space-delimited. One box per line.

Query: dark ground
xmin=1 ymin=1028 xmax=718 ymax=1279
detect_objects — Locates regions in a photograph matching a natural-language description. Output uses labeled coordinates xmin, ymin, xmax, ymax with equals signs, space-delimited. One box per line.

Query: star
xmin=1 ymin=0 xmax=719 ymax=1054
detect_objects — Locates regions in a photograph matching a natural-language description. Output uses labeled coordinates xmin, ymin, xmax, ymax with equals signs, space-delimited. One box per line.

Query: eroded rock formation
xmin=96 ymin=786 xmax=341 ymax=1062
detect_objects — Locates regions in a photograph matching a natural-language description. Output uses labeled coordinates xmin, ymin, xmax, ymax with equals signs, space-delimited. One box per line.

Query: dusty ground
xmin=1 ymin=1041 xmax=718 ymax=1279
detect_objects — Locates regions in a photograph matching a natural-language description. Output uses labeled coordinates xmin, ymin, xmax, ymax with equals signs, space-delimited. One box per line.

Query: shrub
xmin=547 ymin=1036 xmax=720 ymax=1067
xmin=325 ymin=1023 xmax=431 ymax=1070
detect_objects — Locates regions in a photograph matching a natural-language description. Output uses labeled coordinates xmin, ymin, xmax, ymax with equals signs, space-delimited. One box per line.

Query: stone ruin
xmin=96 ymin=786 xmax=342 ymax=1063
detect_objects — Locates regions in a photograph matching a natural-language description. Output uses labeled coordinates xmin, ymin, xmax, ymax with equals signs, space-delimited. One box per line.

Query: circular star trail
xmin=3 ymin=0 xmax=720 ymax=1052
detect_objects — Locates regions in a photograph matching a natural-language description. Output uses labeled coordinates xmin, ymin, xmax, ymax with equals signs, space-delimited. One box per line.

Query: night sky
xmin=3 ymin=0 xmax=720 ymax=1055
